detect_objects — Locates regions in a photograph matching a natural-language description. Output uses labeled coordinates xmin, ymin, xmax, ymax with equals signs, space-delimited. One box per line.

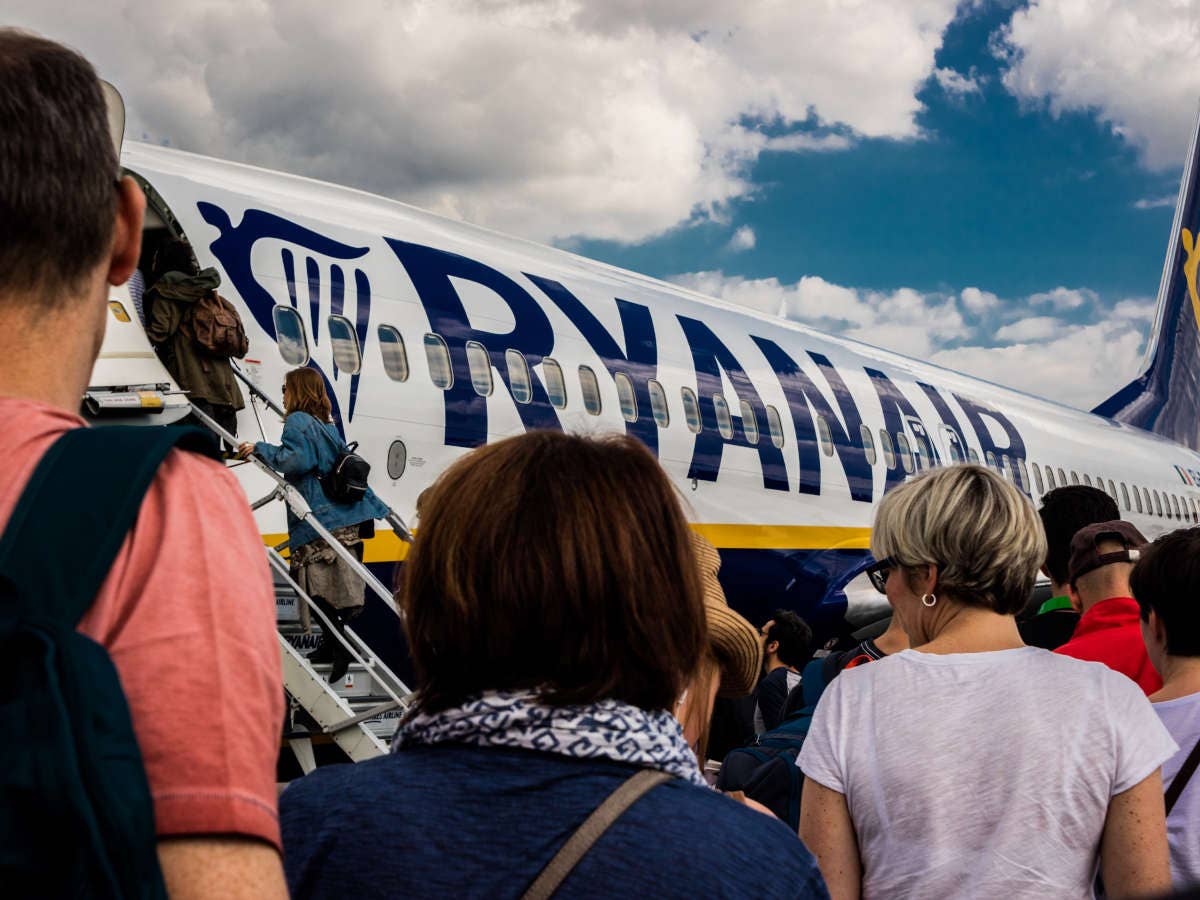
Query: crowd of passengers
xmin=6 ymin=28 xmax=1200 ymax=899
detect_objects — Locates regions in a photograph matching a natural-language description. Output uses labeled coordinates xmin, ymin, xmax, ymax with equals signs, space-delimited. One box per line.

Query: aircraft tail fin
xmin=1093 ymin=103 xmax=1200 ymax=451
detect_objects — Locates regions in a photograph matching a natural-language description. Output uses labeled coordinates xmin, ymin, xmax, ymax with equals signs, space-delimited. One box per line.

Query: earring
xmin=921 ymin=593 xmax=937 ymax=608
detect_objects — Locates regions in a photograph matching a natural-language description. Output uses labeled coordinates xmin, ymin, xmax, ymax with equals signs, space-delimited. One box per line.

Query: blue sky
xmin=577 ymin=1 xmax=1182 ymax=346
xmin=14 ymin=0 xmax=1200 ymax=408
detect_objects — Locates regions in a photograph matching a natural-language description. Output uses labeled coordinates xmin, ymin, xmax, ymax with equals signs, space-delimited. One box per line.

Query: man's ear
xmin=1066 ymin=584 xmax=1082 ymax=613
xmin=107 ymin=175 xmax=145 ymax=287
xmin=766 ymin=640 xmax=779 ymax=657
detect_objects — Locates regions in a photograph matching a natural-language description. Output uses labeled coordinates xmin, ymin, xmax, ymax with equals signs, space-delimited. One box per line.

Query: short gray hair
xmin=871 ymin=465 xmax=1046 ymax=615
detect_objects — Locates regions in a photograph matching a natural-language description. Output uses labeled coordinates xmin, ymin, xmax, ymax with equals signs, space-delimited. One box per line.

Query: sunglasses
xmin=865 ymin=556 xmax=897 ymax=594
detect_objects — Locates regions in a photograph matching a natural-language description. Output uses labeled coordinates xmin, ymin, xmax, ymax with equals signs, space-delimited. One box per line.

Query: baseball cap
xmin=1067 ymin=520 xmax=1147 ymax=585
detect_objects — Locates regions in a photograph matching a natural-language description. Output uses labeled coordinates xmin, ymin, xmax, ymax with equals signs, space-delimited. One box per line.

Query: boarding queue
xmin=3 ymin=28 xmax=1200 ymax=900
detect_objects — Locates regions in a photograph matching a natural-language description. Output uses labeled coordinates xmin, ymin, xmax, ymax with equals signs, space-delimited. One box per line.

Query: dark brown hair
xmin=0 ymin=30 xmax=117 ymax=304
xmin=284 ymin=367 xmax=332 ymax=422
xmin=1132 ymin=527 xmax=1200 ymax=657
xmin=399 ymin=430 xmax=707 ymax=713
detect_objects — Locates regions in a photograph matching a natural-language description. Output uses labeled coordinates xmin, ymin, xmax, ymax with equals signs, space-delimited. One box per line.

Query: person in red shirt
xmin=1055 ymin=520 xmax=1163 ymax=694
xmin=0 ymin=30 xmax=286 ymax=896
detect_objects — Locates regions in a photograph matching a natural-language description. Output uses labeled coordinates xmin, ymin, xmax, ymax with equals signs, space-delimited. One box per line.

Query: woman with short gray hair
xmin=798 ymin=464 xmax=1175 ymax=899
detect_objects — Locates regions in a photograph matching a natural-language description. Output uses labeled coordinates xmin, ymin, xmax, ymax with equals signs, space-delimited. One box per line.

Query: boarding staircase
xmin=187 ymin=379 xmax=416 ymax=774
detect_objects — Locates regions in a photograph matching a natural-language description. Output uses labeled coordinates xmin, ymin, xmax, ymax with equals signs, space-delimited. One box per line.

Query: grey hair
xmin=870 ymin=464 xmax=1047 ymax=615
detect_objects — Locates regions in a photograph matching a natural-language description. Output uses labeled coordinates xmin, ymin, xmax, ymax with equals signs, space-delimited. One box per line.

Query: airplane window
xmin=942 ymin=427 xmax=963 ymax=463
xmin=1001 ymin=454 xmax=1014 ymax=482
xmin=713 ymin=394 xmax=733 ymax=440
xmin=1045 ymin=466 xmax=1056 ymax=490
xmin=377 ymin=325 xmax=410 ymax=382
xmin=985 ymin=450 xmax=997 ymax=470
xmin=1095 ymin=474 xmax=1104 ymax=491
xmin=615 ymin=372 xmax=638 ymax=422
xmin=387 ymin=440 xmax=407 ymax=480
xmin=423 ymin=333 xmax=453 ymax=390
xmin=327 ymin=315 xmax=363 ymax=375
xmin=1057 ymin=467 xmax=1067 ymax=486
xmin=542 ymin=358 xmax=567 ymax=409
xmin=506 ymin=350 xmax=533 ymax=404
xmin=817 ymin=416 xmax=834 ymax=457
xmin=681 ymin=387 xmax=701 ymax=433
xmin=967 ymin=448 xmax=979 ymax=464
xmin=860 ymin=424 xmax=876 ymax=465
xmin=1134 ymin=487 xmax=1143 ymax=514
xmin=1032 ymin=462 xmax=1044 ymax=494
xmin=879 ymin=429 xmax=896 ymax=470
xmin=1083 ymin=474 xmax=1093 ymax=487
xmin=1069 ymin=471 xmax=1080 ymax=485
xmin=1143 ymin=487 xmax=1153 ymax=515
xmin=1108 ymin=479 xmax=1118 ymax=502
xmin=1173 ymin=494 xmax=1183 ymax=519
xmin=767 ymin=405 xmax=785 ymax=449
xmin=896 ymin=433 xmax=914 ymax=474
xmin=1120 ymin=482 xmax=1131 ymax=512
xmin=1191 ymin=496 xmax=1199 ymax=522
xmin=912 ymin=431 xmax=934 ymax=470
xmin=1017 ymin=458 xmax=1030 ymax=491
xmin=1154 ymin=490 xmax=1163 ymax=517
xmin=465 ymin=341 xmax=493 ymax=397
xmin=739 ymin=400 xmax=759 ymax=444
xmin=274 ymin=305 xmax=309 ymax=366
xmin=648 ymin=380 xmax=669 ymax=428
xmin=579 ymin=365 xmax=602 ymax=415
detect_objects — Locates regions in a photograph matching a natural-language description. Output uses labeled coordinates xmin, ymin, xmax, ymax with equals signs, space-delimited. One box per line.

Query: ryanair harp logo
xmin=1181 ymin=228 xmax=1200 ymax=332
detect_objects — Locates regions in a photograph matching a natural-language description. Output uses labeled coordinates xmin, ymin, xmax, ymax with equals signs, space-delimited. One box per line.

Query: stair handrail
xmin=187 ymin=402 xmax=402 ymax=618
xmin=231 ymin=363 xmax=414 ymax=542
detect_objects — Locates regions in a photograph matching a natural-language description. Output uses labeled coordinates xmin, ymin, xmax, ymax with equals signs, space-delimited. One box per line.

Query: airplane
xmin=89 ymin=101 xmax=1200 ymax=650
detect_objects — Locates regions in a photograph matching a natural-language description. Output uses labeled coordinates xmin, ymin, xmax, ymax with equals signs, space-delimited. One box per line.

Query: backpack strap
xmin=522 ymin=770 xmax=671 ymax=900
xmin=0 ymin=425 xmax=217 ymax=627
xmin=1166 ymin=736 xmax=1200 ymax=816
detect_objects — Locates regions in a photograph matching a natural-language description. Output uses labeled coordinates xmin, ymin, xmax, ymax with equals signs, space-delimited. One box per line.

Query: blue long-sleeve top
xmin=255 ymin=411 xmax=389 ymax=551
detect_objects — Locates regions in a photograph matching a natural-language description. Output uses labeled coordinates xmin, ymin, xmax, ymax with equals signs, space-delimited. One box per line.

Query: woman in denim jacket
xmin=238 ymin=367 xmax=388 ymax=681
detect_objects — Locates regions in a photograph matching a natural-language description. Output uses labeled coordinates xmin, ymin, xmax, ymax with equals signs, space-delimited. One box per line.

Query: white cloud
xmin=997 ymin=0 xmax=1200 ymax=169
xmin=930 ymin=319 xmax=1147 ymax=409
xmin=994 ymin=316 xmax=1060 ymax=342
xmin=672 ymin=272 xmax=967 ymax=358
xmin=1134 ymin=195 xmax=1176 ymax=210
xmin=9 ymin=0 xmax=961 ymax=245
xmin=933 ymin=67 xmax=981 ymax=95
xmin=1028 ymin=286 xmax=1094 ymax=311
xmin=672 ymin=270 xmax=1153 ymax=409
xmin=727 ymin=225 xmax=756 ymax=252
xmin=960 ymin=286 xmax=1000 ymax=313
xmin=764 ymin=132 xmax=854 ymax=153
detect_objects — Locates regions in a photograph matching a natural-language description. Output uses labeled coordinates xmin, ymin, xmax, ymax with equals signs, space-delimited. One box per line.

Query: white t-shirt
xmin=798 ymin=647 xmax=1177 ymax=899
xmin=1154 ymin=692 xmax=1200 ymax=888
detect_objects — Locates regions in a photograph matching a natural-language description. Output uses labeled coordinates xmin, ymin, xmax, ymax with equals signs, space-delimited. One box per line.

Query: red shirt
xmin=0 ymin=398 xmax=284 ymax=849
xmin=1055 ymin=596 xmax=1163 ymax=695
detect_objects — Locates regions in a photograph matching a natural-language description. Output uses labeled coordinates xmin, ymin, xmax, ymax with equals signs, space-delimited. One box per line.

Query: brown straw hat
xmin=690 ymin=533 xmax=763 ymax=697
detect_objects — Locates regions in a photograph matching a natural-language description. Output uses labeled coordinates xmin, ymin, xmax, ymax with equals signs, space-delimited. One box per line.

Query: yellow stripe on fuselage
xmin=261 ymin=523 xmax=871 ymax=564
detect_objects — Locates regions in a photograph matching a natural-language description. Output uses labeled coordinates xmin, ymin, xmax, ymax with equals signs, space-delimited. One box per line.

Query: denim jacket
xmin=255 ymin=411 xmax=389 ymax=551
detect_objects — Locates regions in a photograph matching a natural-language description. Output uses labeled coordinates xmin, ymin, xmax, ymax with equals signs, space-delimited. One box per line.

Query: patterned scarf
xmin=394 ymin=688 xmax=707 ymax=787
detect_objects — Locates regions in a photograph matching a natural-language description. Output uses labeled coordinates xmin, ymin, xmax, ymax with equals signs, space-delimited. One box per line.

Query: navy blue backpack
xmin=716 ymin=657 xmax=830 ymax=829
xmin=0 ymin=425 xmax=216 ymax=898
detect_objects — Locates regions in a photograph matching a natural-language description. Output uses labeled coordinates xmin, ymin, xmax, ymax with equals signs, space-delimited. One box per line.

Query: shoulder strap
xmin=522 ymin=769 xmax=671 ymax=900
xmin=1166 ymin=736 xmax=1200 ymax=815
xmin=0 ymin=425 xmax=217 ymax=627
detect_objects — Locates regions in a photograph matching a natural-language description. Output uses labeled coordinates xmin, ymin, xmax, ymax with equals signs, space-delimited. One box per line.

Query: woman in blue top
xmin=279 ymin=431 xmax=828 ymax=899
xmin=238 ymin=366 xmax=387 ymax=681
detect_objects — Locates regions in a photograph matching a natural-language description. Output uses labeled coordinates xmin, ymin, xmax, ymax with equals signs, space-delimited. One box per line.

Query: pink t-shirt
xmin=0 ymin=397 xmax=284 ymax=850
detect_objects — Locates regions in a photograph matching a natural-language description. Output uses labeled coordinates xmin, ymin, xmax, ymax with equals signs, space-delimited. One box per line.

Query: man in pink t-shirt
xmin=0 ymin=32 xmax=285 ymax=897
